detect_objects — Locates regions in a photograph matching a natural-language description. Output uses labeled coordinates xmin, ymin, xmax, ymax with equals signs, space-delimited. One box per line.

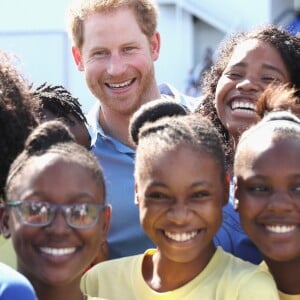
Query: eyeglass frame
xmin=5 ymin=200 xmax=109 ymax=229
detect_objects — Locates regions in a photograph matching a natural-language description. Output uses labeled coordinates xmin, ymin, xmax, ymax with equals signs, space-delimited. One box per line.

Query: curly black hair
xmin=0 ymin=51 xmax=38 ymax=198
xmin=195 ymin=25 xmax=300 ymax=166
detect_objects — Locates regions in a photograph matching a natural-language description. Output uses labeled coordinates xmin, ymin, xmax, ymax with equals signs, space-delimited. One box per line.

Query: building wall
xmin=0 ymin=0 xmax=297 ymax=113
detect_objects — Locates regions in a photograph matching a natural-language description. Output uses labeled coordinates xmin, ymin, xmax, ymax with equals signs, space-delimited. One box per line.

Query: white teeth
xmin=266 ymin=225 xmax=296 ymax=233
xmin=231 ymin=101 xmax=256 ymax=111
xmin=164 ymin=231 xmax=198 ymax=242
xmin=108 ymin=79 xmax=132 ymax=89
xmin=40 ymin=247 xmax=76 ymax=256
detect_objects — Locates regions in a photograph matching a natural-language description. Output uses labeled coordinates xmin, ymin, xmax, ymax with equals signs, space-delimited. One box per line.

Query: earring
xmin=234 ymin=198 xmax=239 ymax=211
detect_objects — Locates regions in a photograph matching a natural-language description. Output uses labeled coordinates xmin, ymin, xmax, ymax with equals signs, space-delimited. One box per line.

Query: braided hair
xmin=33 ymin=82 xmax=87 ymax=126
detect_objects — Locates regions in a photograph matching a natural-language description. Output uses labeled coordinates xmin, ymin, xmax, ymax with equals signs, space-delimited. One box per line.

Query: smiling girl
xmin=2 ymin=120 xmax=111 ymax=300
xmin=235 ymin=110 xmax=300 ymax=299
xmin=81 ymin=99 xmax=279 ymax=300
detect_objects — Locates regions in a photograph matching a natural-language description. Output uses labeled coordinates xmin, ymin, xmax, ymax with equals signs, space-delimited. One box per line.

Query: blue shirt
xmin=87 ymin=83 xmax=262 ymax=263
xmin=0 ymin=263 xmax=37 ymax=300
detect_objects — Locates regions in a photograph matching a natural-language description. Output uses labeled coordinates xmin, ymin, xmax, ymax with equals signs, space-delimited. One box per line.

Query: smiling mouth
xmin=231 ymin=100 xmax=256 ymax=113
xmin=40 ymin=247 xmax=76 ymax=256
xmin=164 ymin=230 xmax=199 ymax=242
xmin=106 ymin=79 xmax=135 ymax=90
xmin=265 ymin=225 xmax=296 ymax=234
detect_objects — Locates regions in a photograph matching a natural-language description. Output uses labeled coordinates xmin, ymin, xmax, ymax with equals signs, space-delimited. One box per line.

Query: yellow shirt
xmin=81 ymin=247 xmax=279 ymax=300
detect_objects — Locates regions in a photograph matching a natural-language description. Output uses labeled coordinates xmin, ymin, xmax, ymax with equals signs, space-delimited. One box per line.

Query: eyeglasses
xmin=6 ymin=200 xmax=108 ymax=229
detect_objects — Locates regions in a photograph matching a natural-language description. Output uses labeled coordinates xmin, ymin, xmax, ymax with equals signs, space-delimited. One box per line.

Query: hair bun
xmin=25 ymin=120 xmax=75 ymax=154
xmin=130 ymin=98 xmax=188 ymax=145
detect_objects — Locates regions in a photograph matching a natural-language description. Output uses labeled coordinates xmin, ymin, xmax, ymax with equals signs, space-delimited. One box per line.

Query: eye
xmin=144 ymin=191 xmax=172 ymax=205
xmin=225 ymin=71 xmax=243 ymax=79
xmin=93 ymin=50 xmax=108 ymax=57
xmin=261 ymin=76 xmax=281 ymax=84
xmin=190 ymin=190 xmax=210 ymax=201
xmin=123 ymin=46 xmax=135 ymax=53
xmin=247 ymin=184 xmax=270 ymax=194
xmin=70 ymin=203 xmax=89 ymax=217
xmin=26 ymin=201 xmax=49 ymax=215
xmin=291 ymin=184 xmax=300 ymax=193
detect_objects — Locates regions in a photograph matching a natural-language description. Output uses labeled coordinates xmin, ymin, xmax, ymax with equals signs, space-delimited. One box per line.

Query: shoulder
xmin=159 ymin=83 xmax=202 ymax=112
xmin=80 ymin=254 xmax=143 ymax=297
xmin=218 ymin=250 xmax=279 ymax=299
xmin=0 ymin=263 xmax=37 ymax=299
xmin=81 ymin=254 xmax=142 ymax=290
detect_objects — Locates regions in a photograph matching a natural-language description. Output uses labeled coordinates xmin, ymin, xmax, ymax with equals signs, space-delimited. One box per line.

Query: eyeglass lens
xmin=15 ymin=201 xmax=103 ymax=229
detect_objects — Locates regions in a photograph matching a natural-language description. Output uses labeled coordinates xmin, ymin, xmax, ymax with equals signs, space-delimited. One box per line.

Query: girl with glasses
xmin=2 ymin=120 xmax=110 ymax=300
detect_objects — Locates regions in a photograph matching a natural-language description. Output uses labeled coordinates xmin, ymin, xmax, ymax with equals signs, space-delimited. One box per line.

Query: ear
xmin=149 ymin=31 xmax=160 ymax=62
xmin=134 ymin=183 xmax=140 ymax=206
xmin=222 ymin=174 xmax=230 ymax=207
xmin=0 ymin=209 xmax=11 ymax=239
xmin=72 ymin=46 xmax=85 ymax=71
xmin=101 ymin=205 xmax=111 ymax=238
xmin=233 ymin=176 xmax=240 ymax=211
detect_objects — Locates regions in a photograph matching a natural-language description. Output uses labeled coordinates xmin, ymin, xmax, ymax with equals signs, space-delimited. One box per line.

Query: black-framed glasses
xmin=6 ymin=200 xmax=108 ymax=229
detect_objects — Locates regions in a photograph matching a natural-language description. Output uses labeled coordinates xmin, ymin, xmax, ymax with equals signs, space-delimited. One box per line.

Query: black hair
xmin=33 ymin=82 xmax=88 ymax=126
xmin=130 ymin=99 xmax=227 ymax=178
xmin=196 ymin=25 xmax=300 ymax=166
xmin=0 ymin=51 xmax=39 ymax=199
xmin=129 ymin=98 xmax=188 ymax=145
xmin=235 ymin=110 xmax=300 ymax=173
xmin=5 ymin=120 xmax=106 ymax=202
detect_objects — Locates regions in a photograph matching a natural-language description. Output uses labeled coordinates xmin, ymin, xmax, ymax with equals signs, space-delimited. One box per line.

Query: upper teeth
xmin=231 ymin=101 xmax=256 ymax=111
xmin=108 ymin=80 xmax=132 ymax=89
xmin=266 ymin=225 xmax=296 ymax=233
xmin=40 ymin=247 xmax=76 ymax=256
xmin=164 ymin=231 xmax=198 ymax=242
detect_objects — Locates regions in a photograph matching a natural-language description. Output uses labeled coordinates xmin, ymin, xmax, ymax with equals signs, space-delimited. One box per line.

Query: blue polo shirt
xmin=87 ymin=83 xmax=262 ymax=263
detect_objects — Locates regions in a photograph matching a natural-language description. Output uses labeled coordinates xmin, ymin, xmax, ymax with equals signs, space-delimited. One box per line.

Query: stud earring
xmin=234 ymin=198 xmax=239 ymax=211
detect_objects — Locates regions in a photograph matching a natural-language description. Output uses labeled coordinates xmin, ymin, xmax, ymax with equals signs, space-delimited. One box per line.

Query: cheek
xmin=238 ymin=198 xmax=261 ymax=225
xmin=215 ymin=76 xmax=233 ymax=105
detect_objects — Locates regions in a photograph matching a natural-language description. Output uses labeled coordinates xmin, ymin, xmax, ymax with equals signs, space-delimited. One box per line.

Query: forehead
xmin=228 ymin=39 xmax=284 ymax=66
xmin=136 ymin=143 xmax=223 ymax=181
xmin=83 ymin=7 xmax=144 ymax=45
xmin=236 ymin=132 xmax=300 ymax=174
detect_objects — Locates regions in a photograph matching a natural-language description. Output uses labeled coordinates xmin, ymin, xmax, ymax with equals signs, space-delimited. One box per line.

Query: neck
xmin=143 ymin=245 xmax=215 ymax=292
xmin=34 ymin=284 xmax=84 ymax=300
xmin=98 ymin=85 xmax=161 ymax=147
xmin=265 ymin=257 xmax=300 ymax=294
xmin=99 ymin=107 xmax=133 ymax=147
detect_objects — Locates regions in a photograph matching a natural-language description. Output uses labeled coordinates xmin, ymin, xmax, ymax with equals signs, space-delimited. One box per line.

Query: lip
xmin=105 ymin=78 xmax=136 ymax=92
xmin=163 ymin=229 xmax=201 ymax=243
xmin=37 ymin=246 xmax=79 ymax=263
xmin=265 ymin=224 xmax=297 ymax=234
xmin=229 ymin=95 xmax=257 ymax=112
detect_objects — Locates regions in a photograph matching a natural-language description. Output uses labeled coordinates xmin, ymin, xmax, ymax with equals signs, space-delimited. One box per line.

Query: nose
xmin=166 ymin=202 xmax=191 ymax=225
xmin=107 ymin=53 xmax=127 ymax=76
xmin=45 ymin=210 xmax=71 ymax=233
xmin=236 ymin=77 xmax=260 ymax=92
xmin=267 ymin=191 xmax=294 ymax=213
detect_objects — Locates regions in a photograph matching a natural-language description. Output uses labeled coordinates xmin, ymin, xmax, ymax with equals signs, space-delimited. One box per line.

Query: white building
xmin=0 ymin=0 xmax=299 ymax=112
